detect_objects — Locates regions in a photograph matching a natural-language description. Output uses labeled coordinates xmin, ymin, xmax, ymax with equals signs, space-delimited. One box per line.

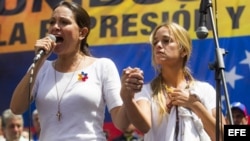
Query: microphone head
xmin=196 ymin=26 xmax=209 ymax=39
xmin=48 ymin=34 xmax=56 ymax=42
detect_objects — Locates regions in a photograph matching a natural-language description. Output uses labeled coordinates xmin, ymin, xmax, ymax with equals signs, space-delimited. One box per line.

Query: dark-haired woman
xmin=10 ymin=1 xmax=141 ymax=140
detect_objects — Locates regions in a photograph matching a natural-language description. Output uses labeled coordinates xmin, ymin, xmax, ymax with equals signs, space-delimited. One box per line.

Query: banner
xmin=0 ymin=0 xmax=249 ymax=53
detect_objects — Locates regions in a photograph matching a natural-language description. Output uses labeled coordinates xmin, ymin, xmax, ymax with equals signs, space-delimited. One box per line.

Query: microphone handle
xmin=33 ymin=49 xmax=45 ymax=63
xmin=33 ymin=34 xmax=56 ymax=63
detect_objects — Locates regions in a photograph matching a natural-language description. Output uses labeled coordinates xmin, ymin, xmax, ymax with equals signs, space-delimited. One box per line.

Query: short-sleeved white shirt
xmin=33 ymin=58 xmax=122 ymax=141
xmin=135 ymin=81 xmax=215 ymax=141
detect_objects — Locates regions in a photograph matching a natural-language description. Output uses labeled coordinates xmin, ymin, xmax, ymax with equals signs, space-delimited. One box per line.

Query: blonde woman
xmin=121 ymin=22 xmax=225 ymax=141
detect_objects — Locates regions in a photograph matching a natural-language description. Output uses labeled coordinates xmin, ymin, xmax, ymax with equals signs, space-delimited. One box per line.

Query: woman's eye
xmin=152 ymin=40 xmax=158 ymax=46
xmin=163 ymin=39 xmax=171 ymax=44
xmin=61 ymin=20 xmax=68 ymax=25
xmin=152 ymin=38 xmax=172 ymax=46
xmin=49 ymin=20 xmax=55 ymax=25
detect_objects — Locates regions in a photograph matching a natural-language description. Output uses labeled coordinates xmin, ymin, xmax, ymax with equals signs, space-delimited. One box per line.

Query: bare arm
xmin=122 ymin=94 xmax=151 ymax=133
xmin=189 ymin=101 xmax=225 ymax=141
xmin=119 ymin=67 xmax=152 ymax=133
xmin=110 ymin=105 xmax=131 ymax=132
xmin=10 ymin=36 xmax=55 ymax=114
xmin=10 ymin=60 xmax=43 ymax=114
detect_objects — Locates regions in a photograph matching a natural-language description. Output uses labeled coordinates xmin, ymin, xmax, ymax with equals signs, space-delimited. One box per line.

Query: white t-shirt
xmin=0 ymin=136 xmax=5 ymax=141
xmin=135 ymin=81 xmax=216 ymax=141
xmin=33 ymin=58 xmax=122 ymax=141
xmin=0 ymin=136 xmax=29 ymax=141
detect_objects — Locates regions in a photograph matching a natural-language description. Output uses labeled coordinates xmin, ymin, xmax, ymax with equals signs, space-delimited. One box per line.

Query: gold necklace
xmin=54 ymin=58 xmax=83 ymax=121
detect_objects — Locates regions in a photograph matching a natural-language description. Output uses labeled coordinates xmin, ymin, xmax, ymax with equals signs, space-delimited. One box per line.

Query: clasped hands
xmin=121 ymin=67 xmax=144 ymax=94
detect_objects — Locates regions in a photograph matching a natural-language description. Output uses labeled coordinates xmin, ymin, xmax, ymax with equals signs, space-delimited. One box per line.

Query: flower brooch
xmin=78 ymin=71 xmax=88 ymax=82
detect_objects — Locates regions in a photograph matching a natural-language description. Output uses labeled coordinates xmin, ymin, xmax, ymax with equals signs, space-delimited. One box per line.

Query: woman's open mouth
xmin=56 ymin=36 xmax=64 ymax=43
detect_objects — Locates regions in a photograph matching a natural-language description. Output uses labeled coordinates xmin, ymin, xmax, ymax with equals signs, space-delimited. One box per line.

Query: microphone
xmin=33 ymin=34 xmax=56 ymax=63
xmin=196 ymin=0 xmax=209 ymax=39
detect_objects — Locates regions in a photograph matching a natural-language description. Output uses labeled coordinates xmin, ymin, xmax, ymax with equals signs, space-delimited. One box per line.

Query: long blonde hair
xmin=149 ymin=22 xmax=195 ymax=122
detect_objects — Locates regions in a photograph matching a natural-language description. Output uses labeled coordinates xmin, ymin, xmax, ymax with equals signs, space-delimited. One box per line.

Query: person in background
xmin=227 ymin=102 xmax=249 ymax=125
xmin=0 ymin=116 xmax=5 ymax=141
xmin=1 ymin=109 xmax=28 ymax=141
xmin=10 ymin=1 xmax=140 ymax=140
xmin=32 ymin=109 xmax=40 ymax=141
xmin=112 ymin=125 xmax=140 ymax=141
xmin=120 ymin=22 xmax=225 ymax=141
